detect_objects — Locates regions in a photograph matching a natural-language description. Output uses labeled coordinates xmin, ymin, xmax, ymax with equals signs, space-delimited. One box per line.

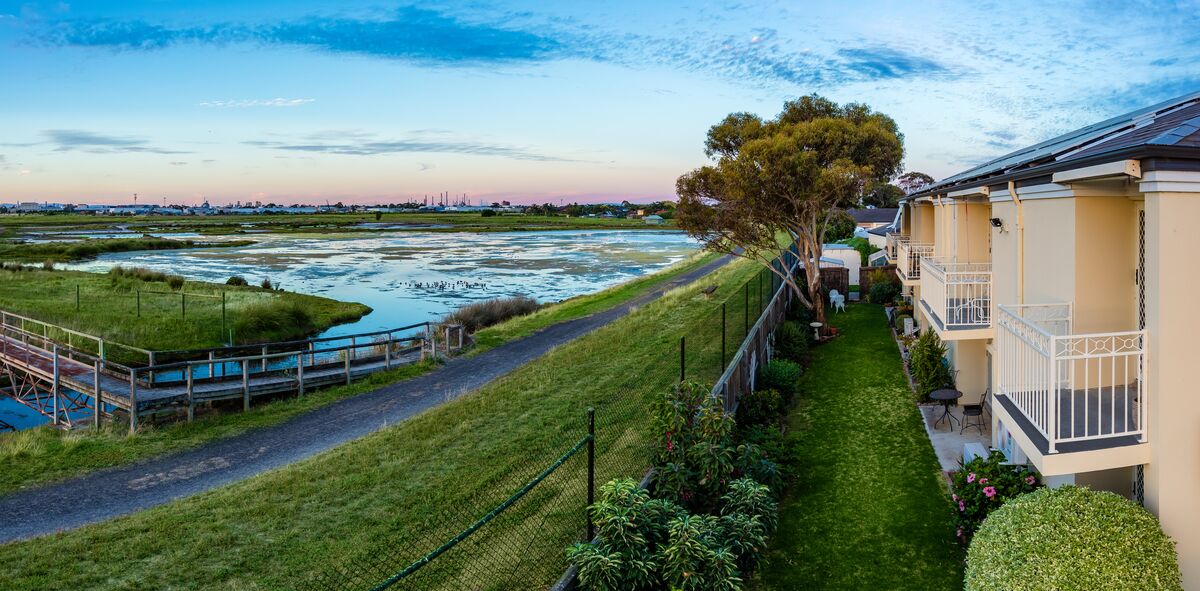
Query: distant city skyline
xmin=2 ymin=1 xmax=1198 ymax=205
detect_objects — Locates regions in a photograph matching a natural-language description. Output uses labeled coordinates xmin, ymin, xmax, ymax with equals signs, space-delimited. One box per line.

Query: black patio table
xmin=929 ymin=388 xmax=963 ymax=431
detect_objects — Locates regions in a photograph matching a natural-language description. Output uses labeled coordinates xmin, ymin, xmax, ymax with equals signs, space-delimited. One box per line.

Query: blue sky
xmin=2 ymin=0 xmax=1198 ymax=205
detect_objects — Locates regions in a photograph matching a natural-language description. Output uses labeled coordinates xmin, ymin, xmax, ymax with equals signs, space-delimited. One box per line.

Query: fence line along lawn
xmin=753 ymin=303 xmax=962 ymax=590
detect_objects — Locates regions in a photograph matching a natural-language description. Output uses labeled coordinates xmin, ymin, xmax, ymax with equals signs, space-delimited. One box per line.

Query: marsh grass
xmin=442 ymin=296 xmax=541 ymax=333
xmin=0 ymin=268 xmax=369 ymax=354
xmin=0 ymin=236 xmax=255 ymax=263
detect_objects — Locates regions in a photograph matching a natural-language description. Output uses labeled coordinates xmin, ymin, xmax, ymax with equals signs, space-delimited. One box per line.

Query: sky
xmin=1 ymin=1 xmax=1199 ymax=206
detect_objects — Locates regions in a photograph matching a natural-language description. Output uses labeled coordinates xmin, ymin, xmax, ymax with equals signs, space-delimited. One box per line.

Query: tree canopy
xmin=896 ymin=171 xmax=935 ymax=193
xmin=675 ymin=94 xmax=904 ymax=321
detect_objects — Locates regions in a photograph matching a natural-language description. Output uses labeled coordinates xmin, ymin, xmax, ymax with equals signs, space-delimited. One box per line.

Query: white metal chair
xmin=828 ymin=289 xmax=846 ymax=313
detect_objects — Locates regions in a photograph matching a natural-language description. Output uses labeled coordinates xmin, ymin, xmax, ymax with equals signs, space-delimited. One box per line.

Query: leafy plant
xmin=867 ymin=269 xmax=900 ymax=303
xmin=966 ymin=486 xmax=1182 ymax=591
xmin=908 ymin=330 xmax=951 ymax=398
xmin=846 ymin=236 xmax=881 ymax=266
xmin=226 ymin=276 xmax=248 ymax=286
xmin=773 ymin=321 xmax=808 ymax=363
xmin=892 ymin=313 xmax=913 ymax=333
xmin=950 ymin=450 xmax=1040 ymax=542
xmin=569 ymin=477 xmax=778 ymax=591
xmin=757 ymin=359 xmax=802 ymax=403
xmin=735 ymin=388 xmax=782 ymax=431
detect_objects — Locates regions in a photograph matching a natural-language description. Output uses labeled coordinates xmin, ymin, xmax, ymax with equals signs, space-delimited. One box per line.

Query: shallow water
xmin=2 ymin=229 xmax=697 ymax=430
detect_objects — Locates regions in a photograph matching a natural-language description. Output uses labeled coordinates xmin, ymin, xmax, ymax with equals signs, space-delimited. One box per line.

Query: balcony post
xmin=1047 ymin=335 xmax=1058 ymax=453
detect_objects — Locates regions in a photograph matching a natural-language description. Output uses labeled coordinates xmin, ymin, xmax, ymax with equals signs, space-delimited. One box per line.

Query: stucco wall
xmin=1073 ymin=196 xmax=1138 ymax=334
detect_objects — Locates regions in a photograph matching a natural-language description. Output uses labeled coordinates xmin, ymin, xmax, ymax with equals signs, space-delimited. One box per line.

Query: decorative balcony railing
xmin=919 ymin=258 xmax=992 ymax=330
xmin=996 ymin=303 xmax=1146 ymax=453
xmin=884 ymin=232 xmax=908 ymax=261
xmin=896 ymin=240 xmax=933 ymax=281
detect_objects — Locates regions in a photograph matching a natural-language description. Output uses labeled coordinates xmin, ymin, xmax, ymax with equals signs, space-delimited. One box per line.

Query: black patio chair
xmin=960 ymin=389 xmax=989 ymax=435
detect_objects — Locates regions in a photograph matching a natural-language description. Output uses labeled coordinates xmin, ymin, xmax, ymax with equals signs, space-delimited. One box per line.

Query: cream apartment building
xmin=886 ymin=91 xmax=1200 ymax=586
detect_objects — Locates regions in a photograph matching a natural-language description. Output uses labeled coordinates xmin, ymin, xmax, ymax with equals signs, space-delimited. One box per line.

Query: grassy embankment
xmin=0 ymin=212 xmax=670 ymax=237
xmin=0 ymin=236 xmax=255 ymax=263
xmin=0 ymin=252 xmax=723 ymax=495
xmin=752 ymin=304 xmax=962 ymax=590
xmin=0 ymin=257 xmax=764 ymax=590
xmin=0 ymin=267 xmax=369 ymax=353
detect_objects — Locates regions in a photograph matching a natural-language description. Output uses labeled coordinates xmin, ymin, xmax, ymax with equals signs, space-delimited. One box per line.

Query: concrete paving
xmin=920 ymin=404 xmax=990 ymax=474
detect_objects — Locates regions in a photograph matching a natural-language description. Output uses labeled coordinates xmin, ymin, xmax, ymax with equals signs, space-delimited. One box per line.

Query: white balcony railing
xmin=896 ymin=240 xmax=933 ymax=281
xmin=919 ymin=258 xmax=992 ymax=330
xmin=885 ymin=232 xmax=907 ymax=261
xmin=996 ymin=303 xmax=1146 ymax=453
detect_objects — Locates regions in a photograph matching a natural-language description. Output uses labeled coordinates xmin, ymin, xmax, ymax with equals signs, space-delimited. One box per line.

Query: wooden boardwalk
xmin=0 ymin=318 xmax=440 ymax=430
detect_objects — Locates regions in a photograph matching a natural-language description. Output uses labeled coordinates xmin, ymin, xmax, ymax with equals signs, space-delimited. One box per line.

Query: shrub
xmin=966 ymin=486 xmax=1182 ymax=591
xmin=226 ymin=276 xmax=248 ymax=286
xmin=773 ymin=320 xmax=808 ymax=363
xmin=787 ymin=300 xmax=814 ymax=325
xmin=108 ymin=265 xmax=186 ymax=288
xmin=893 ymin=313 xmax=913 ymax=333
xmin=231 ymin=300 xmax=316 ymax=342
xmin=867 ymin=268 xmax=901 ymax=304
xmin=480 ymin=209 xmax=497 ymax=217
xmin=908 ymin=330 xmax=951 ymax=398
xmin=735 ymin=388 xmax=782 ymax=431
xmin=950 ymin=450 xmax=1041 ymax=542
xmin=757 ymin=359 xmax=801 ymax=403
xmin=652 ymin=381 xmax=776 ymax=512
xmin=260 ymin=278 xmax=273 ymax=290
xmin=846 ymin=236 xmax=881 ymax=266
xmin=568 ymin=477 xmax=777 ymax=591
xmin=442 ymin=295 xmax=541 ymax=333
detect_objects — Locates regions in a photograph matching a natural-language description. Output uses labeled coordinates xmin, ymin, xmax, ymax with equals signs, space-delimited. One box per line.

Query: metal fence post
xmin=587 ymin=407 xmax=595 ymax=542
xmin=679 ymin=336 xmax=685 ymax=382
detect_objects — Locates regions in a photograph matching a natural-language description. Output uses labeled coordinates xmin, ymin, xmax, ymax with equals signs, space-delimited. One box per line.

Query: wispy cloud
xmin=200 ymin=98 xmax=315 ymax=108
xmin=22 ymin=6 xmax=954 ymax=88
xmin=31 ymin=7 xmax=566 ymax=66
xmin=244 ymin=130 xmax=579 ymax=162
xmin=42 ymin=129 xmax=187 ymax=154
xmin=168 ymin=161 xmax=187 ymax=166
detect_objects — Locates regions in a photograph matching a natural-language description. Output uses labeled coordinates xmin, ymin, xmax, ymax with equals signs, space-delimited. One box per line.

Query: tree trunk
xmin=808 ymin=267 xmax=827 ymax=326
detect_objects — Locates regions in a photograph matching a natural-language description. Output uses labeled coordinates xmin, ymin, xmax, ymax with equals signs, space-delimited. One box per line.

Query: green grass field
xmin=0 ymin=267 xmax=370 ymax=358
xmin=752 ymin=304 xmax=962 ymax=590
xmin=0 ymin=257 xmax=767 ymax=590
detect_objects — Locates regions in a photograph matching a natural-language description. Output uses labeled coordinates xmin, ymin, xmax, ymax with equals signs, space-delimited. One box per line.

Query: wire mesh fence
xmin=302 ymin=246 xmax=802 ymax=591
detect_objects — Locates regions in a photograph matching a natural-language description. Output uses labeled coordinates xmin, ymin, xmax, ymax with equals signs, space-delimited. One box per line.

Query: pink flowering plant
xmin=950 ymin=450 xmax=1041 ymax=543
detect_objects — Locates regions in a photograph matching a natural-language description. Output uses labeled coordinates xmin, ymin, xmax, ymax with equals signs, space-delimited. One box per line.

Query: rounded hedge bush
xmin=966 ymin=486 xmax=1181 ymax=591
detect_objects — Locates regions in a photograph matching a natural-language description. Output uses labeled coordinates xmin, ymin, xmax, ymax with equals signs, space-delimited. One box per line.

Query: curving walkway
xmin=0 ymin=255 xmax=729 ymax=543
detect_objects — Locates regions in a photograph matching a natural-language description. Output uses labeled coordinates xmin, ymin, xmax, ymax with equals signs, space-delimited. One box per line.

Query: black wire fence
xmin=305 ymin=245 xmax=803 ymax=591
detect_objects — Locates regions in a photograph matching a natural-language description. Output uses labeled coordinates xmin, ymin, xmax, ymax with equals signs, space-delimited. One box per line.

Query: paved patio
xmin=920 ymin=403 xmax=990 ymax=473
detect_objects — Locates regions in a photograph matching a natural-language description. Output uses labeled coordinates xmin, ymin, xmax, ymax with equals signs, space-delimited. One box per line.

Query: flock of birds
xmin=403 ymin=279 xmax=489 ymax=292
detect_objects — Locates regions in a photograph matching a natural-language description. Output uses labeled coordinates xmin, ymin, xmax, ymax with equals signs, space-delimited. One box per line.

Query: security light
xmin=990 ymin=217 xmax=1003 ymax=228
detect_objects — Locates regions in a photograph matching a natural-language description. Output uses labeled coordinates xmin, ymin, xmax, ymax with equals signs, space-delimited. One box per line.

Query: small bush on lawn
xmin=908 ymin=330 xmax=952 ymax=398
xmin=226 ymin=276 xmax=248 ymax=286
xmin=774 ymin=321 xmax=808 ymax=363
xmin=652 ymin=381 xmax=778 ymax=511
xmin=966 ymin=486 xmax=1182 ymax=591
xmin=568 ymin=477 xmax=777 ymax=591
xmin=867 ymin=269 xmax=901 ymax=303
xmin=950 ymin=450 xmax=1041 ymax=542
xmin=757 ymin=359 xmax=801 ymax=403
xmin=736 ymin=388 xmax=782 ymax=431
xmin=442 ymin=295 xmax=541 ymax=333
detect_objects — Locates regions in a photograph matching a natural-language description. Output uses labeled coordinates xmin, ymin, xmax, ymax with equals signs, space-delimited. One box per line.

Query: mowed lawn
xmin=754 ymin=304 xmax=963 ymax=590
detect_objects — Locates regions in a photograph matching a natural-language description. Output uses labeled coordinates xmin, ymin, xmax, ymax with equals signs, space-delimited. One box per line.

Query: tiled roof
xmin=847 ymin=208 xmax=898 ymax=223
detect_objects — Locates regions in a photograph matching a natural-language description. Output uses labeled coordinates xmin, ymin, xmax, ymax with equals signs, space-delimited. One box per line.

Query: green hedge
xmin=966 ymin=486 xmax=1182 ymax=591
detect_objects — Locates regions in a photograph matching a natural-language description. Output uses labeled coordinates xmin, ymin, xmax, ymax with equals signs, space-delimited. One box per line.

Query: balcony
xmin=995 ymin=304 xmax=1146 ymax=457
xmin=896 ymin=240 xmax=933 ymax=285
xmin=919 ymin=258 xmax=992 ymax=338
xmin=884 ymin=232 xmax=907 ymax=262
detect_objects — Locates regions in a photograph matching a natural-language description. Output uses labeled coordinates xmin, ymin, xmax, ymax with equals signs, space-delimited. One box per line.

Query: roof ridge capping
xmin=907 ymin=89 xmax=1200 ymax=198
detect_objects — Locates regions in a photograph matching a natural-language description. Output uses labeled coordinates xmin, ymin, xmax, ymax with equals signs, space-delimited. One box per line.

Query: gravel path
xmin=0 ymin=255 xmax=729 ymax=543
